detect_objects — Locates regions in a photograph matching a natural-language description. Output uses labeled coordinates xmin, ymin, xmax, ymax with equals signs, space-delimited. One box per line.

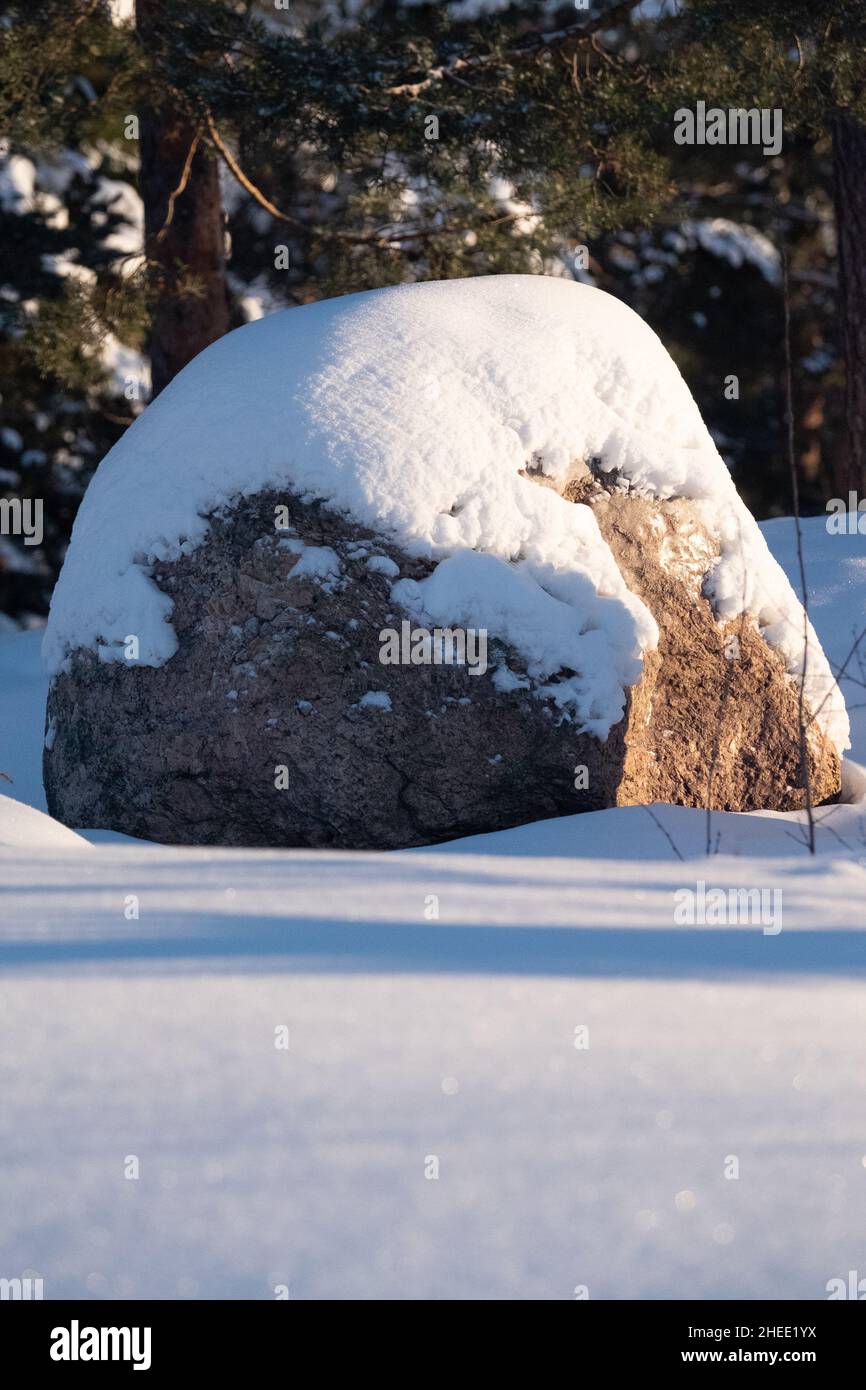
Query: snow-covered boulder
xmin=43 ymin=277 xmax=846 ymax=848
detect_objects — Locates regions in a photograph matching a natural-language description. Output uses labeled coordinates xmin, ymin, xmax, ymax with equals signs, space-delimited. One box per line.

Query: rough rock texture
xmin=44 ymin=483 xmax=841 ymax=849
xmin=587 ymin=491 xmax=840 ymax=814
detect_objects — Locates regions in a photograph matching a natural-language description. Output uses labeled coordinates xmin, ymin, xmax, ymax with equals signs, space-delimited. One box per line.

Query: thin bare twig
xmin=643 ymin=805 xmax=685 ymax=862
xmin=809 ymin=622 xmax=866 ymax=725
xmin=155 ymin=131 xmax=201 ymax=244
xmin=204 ymin=111 xmax=307 ymax=230
xmin=782 ymin=242 xmax=816 ymax=853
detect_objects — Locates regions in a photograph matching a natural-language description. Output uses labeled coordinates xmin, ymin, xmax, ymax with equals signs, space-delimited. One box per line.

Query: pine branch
xmin=385 ymin=0 xmax=644 ymax=98
xmin=204 ymin=111 xmax=307 ymax=231
xmin=205 ymin=109 xmax=540 ymax=250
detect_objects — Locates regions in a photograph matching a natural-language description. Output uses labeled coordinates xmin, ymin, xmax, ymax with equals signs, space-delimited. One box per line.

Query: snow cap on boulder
xmin=44 ymin=274 xmax=848 ymax=753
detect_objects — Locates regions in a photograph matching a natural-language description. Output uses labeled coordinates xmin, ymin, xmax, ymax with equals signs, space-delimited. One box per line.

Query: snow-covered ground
xmin=1 ymin=516 xmax=865 ymax=1300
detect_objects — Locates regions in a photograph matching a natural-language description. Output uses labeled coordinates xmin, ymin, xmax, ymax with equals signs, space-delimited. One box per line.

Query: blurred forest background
xmin=1 ymin=0 xmax=865 ymax=625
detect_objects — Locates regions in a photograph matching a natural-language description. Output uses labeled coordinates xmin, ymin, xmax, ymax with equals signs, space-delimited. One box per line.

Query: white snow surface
xmin=42 ymin=276 xmax=848 ymax=750
xmin=2 ymin=518 xmax=866 ymax=1299
xmin=0 ymin=791 xmax=89 ymax=850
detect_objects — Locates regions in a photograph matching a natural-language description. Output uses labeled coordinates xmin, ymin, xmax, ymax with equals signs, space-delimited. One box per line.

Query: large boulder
xmin=42 ymin=276 xmax=848 ymax=847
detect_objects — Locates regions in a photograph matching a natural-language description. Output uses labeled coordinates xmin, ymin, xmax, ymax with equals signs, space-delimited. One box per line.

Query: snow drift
xmin=0 ymin=791 xmax=90 ymax=850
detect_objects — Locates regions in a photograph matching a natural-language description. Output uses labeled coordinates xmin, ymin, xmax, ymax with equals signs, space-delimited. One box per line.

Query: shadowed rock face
xmin=44 ymin=484 xmax=841 ymax=849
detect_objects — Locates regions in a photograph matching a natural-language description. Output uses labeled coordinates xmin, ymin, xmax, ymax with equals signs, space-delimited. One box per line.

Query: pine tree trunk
xmin=831 ymin=113 xmax=866 ymax=497
xmin=136 ymin=0 xmax=228 ymax=397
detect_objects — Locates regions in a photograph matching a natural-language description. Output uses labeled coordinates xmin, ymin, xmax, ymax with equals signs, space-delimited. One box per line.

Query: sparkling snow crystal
xmin=44 ymin=275 xmax=848 ymax=751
